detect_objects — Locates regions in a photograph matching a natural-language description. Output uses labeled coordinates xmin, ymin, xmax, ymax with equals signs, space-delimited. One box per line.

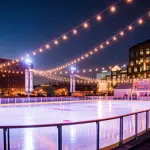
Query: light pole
xmin=70 ymin=67 xmax=76 ymax=95
xmin=25 ymin=58 xmax=33 ymax=97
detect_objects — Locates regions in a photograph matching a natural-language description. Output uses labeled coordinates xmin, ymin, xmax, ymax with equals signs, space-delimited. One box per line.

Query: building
xmin=128 ymin=39 xmax=150 ymax=78
xmin=0 ymin=58 xmax=27 ymax=96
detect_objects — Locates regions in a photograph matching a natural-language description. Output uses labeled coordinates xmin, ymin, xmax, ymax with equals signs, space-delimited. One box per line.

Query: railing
xmin=1 ymin=109 xmax=150 ymax=150
xmin=0 ymin=96 xmax=149 ymax=105
xmin=0 ymin=96 xmax=101 ymax=104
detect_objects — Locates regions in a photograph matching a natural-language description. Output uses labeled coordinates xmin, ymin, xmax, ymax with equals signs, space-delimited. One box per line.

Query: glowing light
xmin=96 ymin=15 xmax=102 ymax=21
xmin=148 ymin=11 xmax=150 ymax=17
xmin=33 ymin=52 xmax=36 ymax=55
xmin=70 ymin=66 xmax=76 ymax=71
xmin=63 ymin=35 xmax=68 ymax=40
xmin=46 ymin=44 xmax=50 ymax=49
xmin=113 ymin=36 xmax=117 ymax=41
xmin=110 ymin=6 xmax=116 ymax=13
xmin=90 ymin=51 xmax=93 ymax=55
xmin=138 ymin=18 xmax=143 ymax=24
xmin=25 ymin=58 xmax=32 ymax=65
xmin=128 ymin=25 xmax=133 ymax=30
xmin=54 ymin=40 xmax=59 ymax=45
xmin=73 ymin=29 xmax=78 ymax=34
xmin=21 ymin=57 xmax=24 ymax=60
xmin=94 ymin=48 xmax=98 ymax=52
xmin=100 ymin=44 xmax=104 ymax=49
xmin=120 ymin=31 xmax=124 ymax=36
xmin=39 ymin=48 xmax=43 ymax=52
xmin=83 ymin=22 xmax=89 ymax=28
xmin=85 ymin=54 xmax=89 ymax=58
xmin=126 ymin=0 xmax=133 ymax=3
xmin=106 ymin=41 xmax=110 ymax=45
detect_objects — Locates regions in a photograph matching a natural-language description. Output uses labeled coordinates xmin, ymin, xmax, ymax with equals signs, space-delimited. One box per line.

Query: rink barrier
xmin=1 ymin=109 xmax=150 ymax=150
xmin=0 ymin=96 xmax=102 ymax=105
xmin=0 ymin=96 xmax=150 ymax=105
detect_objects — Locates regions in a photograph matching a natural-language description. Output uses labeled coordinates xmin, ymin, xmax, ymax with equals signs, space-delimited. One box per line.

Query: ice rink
xmin=0 ymin=100 xmax=150 ymax=150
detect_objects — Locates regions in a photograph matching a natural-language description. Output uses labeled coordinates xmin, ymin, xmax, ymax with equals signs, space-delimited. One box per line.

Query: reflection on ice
xmin=0 ymin=100 xmax=149 ymax=149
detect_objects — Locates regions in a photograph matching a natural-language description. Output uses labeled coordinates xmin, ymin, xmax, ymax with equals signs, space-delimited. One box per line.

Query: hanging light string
xmin=75 ymin=74 xmax=99 ymax=82
xmin=33 ymin=72 xmax=69 ymax=82
xmin=0 ymin=0 xmax=134 ymax=69
xmin=40 ymin=63 xmax=127 ymax=75
xmin=33 ymin=71 xmax=96 ymax=84
xmin=36 ymin=10 xmax=149 ymax=73
xmin=0 ymin=70 xmax=24 ymax=74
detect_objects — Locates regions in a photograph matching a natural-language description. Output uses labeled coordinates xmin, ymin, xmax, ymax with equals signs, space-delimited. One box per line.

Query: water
xmin=0 ymin=100 xmax=149 ymax=150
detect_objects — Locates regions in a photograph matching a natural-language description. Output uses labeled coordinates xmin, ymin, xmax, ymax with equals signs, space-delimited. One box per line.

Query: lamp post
xmin=70 ymin=67 xmax=76 ymax=95
xmin=25 ymin=58 xmax=33 ymax=97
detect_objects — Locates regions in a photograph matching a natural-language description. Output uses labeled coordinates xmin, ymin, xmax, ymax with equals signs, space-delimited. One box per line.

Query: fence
xmin=0 ymin=96 xmax=149 ymax=105
xmin=0 ymin=109 xmax=150 ymax=150
xmin=0 ymin=96 xmax=101 ymax=104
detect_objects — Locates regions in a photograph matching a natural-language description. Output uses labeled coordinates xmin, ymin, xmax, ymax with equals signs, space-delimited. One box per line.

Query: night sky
xmin=0 ymin=0 xmax=150 ymax=70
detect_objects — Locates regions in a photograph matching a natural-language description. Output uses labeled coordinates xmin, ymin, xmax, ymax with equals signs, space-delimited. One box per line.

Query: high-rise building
xmin=128 ymin=39 xmax=150 ymax=78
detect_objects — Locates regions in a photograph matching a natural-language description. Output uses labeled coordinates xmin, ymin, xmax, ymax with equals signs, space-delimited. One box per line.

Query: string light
xmin=138 ymin=18 xmax=144 ymax=24
xmin=128 ymin=25 xmax=133 ymax=30
xmin=100 ymin=44 xmax=104 ymax=49
xmin=46 ymin=44 xmax=50 ymax=49
xmin=54 ymin=40 xmax=59 ymax=45
xmin=0 ymin=0 xmax=136 ymax=68
xmin=96 ymin=15 xmax=102 ymax=21
xmin=83 ymin=22 xmax=89 ymax=28
xmin=125 ymin=0 xmax=133 ymax=4
xmin=41 ymin=11 xmax=149 ymax=73
xmin=110 ymin=6 xmax=116 ymax=13
xmin=63 ymin=35 xmax=68 ymax=40
xmin=73 ymin=29 xmax=78 ymax=35
xmin=120 ymin=31 xmax=124 ymax=36
xmin=39 ymin=48 xmax=43 ymax=52
xmin=113 ymin=36 xmax=117 ymax=41
xmin=106 ymin=41 xmax=110 ymax=45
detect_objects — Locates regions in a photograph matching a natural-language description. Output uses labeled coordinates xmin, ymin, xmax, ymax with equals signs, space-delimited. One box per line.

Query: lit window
xmin=146 ymin=66 xmax=150 ymax=71
xmin=134 ymin=67 xmax=138 ymax=72
xmin=128 ymin=68 xmax=132 ymax=73
xmin=140 ymin=49 xmax=144 ymax=55
xmin=140 ymin=67 xmax=143 ymax=72
xmin=146 ymin=57 xmax=150 ymax=62
xmin=140 ymin=58 xmax=143 ymax=63
xmin=146 ymin=48 xmax=150 ymax=54
xmin=130 ymin=61 xmax=134 ymax=66
xmin=136 ymin=60 xmax=139 ymax=64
